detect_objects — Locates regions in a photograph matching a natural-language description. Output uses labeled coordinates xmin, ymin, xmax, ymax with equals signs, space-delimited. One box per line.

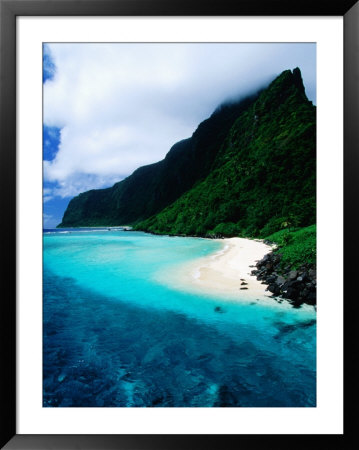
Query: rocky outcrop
xmin=251 ymin=252 xmax=316 ymax=307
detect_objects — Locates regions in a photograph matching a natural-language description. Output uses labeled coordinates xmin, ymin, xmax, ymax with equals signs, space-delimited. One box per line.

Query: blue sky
xmin=43 ymin=43 xmax=316 ymax=228
xmin=43 ymin=126 xmax=69 ymax=228
xmin=43 ymin=47 xmax=69 ymax=228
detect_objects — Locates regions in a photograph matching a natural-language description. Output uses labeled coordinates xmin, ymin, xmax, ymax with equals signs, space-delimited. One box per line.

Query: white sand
xmin=165 ymin=237 xmax=274 ymax=301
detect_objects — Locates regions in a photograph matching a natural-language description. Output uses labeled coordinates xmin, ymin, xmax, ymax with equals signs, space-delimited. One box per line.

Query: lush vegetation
xmin=266 ymin=225 xmax=316 ymax=269
xmin=135 ymin=68 xmax=316 ymax=239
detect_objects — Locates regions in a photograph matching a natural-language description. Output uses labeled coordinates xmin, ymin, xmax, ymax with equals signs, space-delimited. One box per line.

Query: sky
xmin=43 ymin=43 xmax=316 ymax=228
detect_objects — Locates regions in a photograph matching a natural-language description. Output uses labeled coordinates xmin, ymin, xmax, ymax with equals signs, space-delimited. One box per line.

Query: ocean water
xmin=43 ymin=229 xmax=316 ymax=407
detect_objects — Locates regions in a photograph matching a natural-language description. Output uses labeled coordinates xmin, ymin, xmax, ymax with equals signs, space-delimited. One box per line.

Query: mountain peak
xmin=292 ymin=67 xmax=306 ymax=94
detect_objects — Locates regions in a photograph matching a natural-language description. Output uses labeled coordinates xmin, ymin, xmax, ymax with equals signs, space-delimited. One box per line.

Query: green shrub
xmin=266 ymin=224 xmax=316 ymax=268
xmin=211 ymin=222 xmax=239 ymax=237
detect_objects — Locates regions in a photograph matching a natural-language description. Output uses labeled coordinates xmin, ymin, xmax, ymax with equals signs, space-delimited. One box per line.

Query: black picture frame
xmin=1 ymin=0 xmax=358 ymax=448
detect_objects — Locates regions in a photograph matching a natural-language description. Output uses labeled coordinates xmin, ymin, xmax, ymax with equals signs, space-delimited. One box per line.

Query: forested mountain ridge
xmin=135 ymin=68 xmax=316 ymax=238
xmin=59 ymin=67 xmax=315 ymax=240
xmin=58 ymin=92 xmax=259 ymax=227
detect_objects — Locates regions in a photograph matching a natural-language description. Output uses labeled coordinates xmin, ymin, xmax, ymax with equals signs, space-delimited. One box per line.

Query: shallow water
xmin=43 ymin=229 xmax=316 ymax=407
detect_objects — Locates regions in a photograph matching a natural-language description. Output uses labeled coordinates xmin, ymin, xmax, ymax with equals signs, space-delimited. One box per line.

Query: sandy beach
xmin=167 ymin=237 xmax=274 ymax=301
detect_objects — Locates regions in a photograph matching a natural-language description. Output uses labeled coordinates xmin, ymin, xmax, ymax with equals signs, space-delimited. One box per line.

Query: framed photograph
xmin=1 ymin=0 xmax=357 ymax=448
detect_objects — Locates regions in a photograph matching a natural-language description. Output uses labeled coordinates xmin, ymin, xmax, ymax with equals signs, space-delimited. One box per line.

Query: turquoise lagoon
xmin=43 ymin=229 xmax=316 ymax=407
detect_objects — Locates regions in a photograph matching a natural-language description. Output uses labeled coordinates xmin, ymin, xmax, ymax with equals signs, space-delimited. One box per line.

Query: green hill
xmin=135 ymin=68 xmax=316 ymax=238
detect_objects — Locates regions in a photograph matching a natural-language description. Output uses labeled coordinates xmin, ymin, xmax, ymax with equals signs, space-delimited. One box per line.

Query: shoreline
xmin=161 ymin=237 xmax=275 ymax=302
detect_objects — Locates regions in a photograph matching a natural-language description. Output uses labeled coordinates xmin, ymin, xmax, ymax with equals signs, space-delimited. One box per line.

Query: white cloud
xmin=43 ymin=188 xmax=54 ymax=202
xmin=43 ymin=43 xmax=316 ymax=198
xmin=43 ymin=213 xmax=54 ymax=227
xmin=49 ymin=173 xmax=121 ymax=199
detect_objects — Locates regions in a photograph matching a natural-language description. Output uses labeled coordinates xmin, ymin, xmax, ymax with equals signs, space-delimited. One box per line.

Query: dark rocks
xmin=240 ymin=287 xmax=248 ymax=290
xmin=214 ymin=306 xmax=224 ymax=313
xmin=251 ymin=251 xmax=316 ymax=307
xmin=240 ymin=281 xmax=248 ymax=285
xmin=308 ymin=268 xmax=316 ymax=278
xmin=288 ymin=270 xmax=298 ymax=280
xmin=306 ymin=292 xmax=316 ymax=305
xmin=268 ymin=284 xmax=281 ymax=295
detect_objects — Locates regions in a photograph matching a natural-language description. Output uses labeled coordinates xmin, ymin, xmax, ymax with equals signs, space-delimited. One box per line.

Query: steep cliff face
xmin=58 ymin=93 xmax=258 ymax=227
xmin=59 ymin=68 xmax=315 ymax=238
xmin=135 ymin=68 xmax=316 ymax=237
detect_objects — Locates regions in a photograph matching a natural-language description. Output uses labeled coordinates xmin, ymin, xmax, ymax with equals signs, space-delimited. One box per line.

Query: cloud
xmin=45 ymin=172 xmax=122 ymax=199
xmin=43 ymin=43 xmax=316 ymax=200
xmin=43 ymin=188 xmax=54 ymax=203
xmin=43 ymin=213 xmax=54 ymax=227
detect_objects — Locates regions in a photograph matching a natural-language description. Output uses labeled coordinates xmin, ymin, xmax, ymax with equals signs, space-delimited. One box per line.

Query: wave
xmin=43 ymin=228 xmax=126 ymax=234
